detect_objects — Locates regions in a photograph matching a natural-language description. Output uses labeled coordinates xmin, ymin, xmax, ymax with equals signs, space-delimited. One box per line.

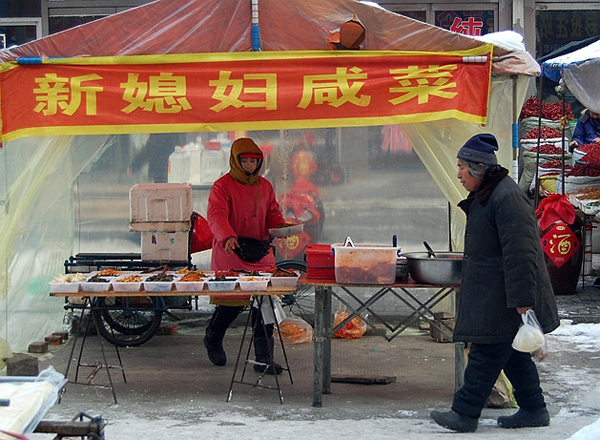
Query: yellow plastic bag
xmin=333 ymin=308 xmax=367 ymax=339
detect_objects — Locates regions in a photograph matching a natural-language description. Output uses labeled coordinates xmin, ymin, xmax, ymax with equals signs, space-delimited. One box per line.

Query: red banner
xmin=0 ymin=48 xmax=492 ymax=141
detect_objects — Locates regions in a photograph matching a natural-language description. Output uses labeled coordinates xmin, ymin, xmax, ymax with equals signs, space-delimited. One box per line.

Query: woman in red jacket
xmin=204 ymin=137 xmax=287 ymax=374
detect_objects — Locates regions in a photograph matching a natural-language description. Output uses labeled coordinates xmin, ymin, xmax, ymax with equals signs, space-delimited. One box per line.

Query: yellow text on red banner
xmin=0 ymin=48 xmax=493 ymax=141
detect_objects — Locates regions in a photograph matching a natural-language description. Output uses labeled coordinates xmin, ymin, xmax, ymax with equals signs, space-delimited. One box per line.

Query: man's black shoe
xmin=431 ymin=410 xmax=478 ymax=432
xmin=497 ymin=407 xmax=550 ymax=428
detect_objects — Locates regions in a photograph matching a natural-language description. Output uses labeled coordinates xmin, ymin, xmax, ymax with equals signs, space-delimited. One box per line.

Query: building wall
xmin=379 ymin=0 xmax=600 ymax=59
xmin=41 ymin=0 xmax=149 ymax=35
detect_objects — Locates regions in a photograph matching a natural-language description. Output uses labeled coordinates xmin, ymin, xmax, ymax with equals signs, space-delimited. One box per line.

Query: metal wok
xmin=404 ymin=252 xmax=463 ymax=285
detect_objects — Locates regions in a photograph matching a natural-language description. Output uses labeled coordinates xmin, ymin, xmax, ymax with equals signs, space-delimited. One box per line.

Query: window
xmin=0 ymin=18 xmax=41 ymax=47
xmin=536 ymin=9 xmax=600 ymax=57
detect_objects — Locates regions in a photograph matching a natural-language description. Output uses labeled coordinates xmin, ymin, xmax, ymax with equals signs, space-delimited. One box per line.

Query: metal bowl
xmin=404 ymin=252 xmax=463 ymax=285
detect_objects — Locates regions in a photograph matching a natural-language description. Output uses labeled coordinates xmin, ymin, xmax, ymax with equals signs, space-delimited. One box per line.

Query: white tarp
xmin=542 ymin=40 xmax=600 ymax=113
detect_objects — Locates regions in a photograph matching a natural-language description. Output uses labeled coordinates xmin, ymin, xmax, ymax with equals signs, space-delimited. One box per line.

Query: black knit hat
xmin=457 ymin=134 xmax=498 ymax=166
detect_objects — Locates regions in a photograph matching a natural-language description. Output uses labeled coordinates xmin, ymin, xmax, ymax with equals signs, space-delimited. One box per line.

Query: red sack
xmin=190 ymin=212 xmax=213 ymax=253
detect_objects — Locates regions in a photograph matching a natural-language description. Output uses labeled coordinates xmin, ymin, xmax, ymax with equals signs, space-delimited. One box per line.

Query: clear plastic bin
xmin=332 ymin=244 xmax=400 ymax=285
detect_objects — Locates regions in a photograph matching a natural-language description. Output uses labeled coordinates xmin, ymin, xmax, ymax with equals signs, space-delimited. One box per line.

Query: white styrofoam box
xmin=141 ymin=231 xmax=189 ymax=262
xmin=130 ymin=182 xmax=192 ymax=232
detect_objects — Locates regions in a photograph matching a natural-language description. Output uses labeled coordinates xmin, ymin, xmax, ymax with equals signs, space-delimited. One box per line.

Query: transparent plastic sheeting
xmin=0 ymin=136 xmax=108 ymax=352
xmin=0 ymin=0 xmax=538 ymax=76
xmin=562 ymin=61 xmax=600 ymax=114
xmin=0 ymin=367 xmax=66 ymax=435
xmin=0 ymin=0 xmax=538 ymax=351
xmin=542 ymin=39 xmax=600 ymax=114
xmin=0 ymin=74 xmax=532 ymax=352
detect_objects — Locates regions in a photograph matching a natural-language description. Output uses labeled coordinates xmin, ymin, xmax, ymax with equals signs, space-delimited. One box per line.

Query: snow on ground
xmin=27 ymin=320 xmax=600 ymax=440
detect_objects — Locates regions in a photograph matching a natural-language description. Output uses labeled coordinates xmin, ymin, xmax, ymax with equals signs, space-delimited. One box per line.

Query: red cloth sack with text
xmin=535 ymin=194 xmax=583 ymax=295
xmin=190 ymin=212 xmax=213 ymax=253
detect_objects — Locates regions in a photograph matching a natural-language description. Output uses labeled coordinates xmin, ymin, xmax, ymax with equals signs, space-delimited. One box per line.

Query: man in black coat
xmin=430 ymin=133 xmax=560 ymax=433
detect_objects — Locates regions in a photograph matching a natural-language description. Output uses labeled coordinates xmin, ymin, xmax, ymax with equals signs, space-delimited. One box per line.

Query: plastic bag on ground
xmin=278 ymin=315 xmax=313 ymax=344
xmin=333 ymin=308 xmax=367 ymax=339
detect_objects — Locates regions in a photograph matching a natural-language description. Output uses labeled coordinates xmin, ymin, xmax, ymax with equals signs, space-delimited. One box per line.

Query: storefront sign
xmin=436 ymin=10 xmax=495 ymax=36
xmin=0 ymin=48 xmax=492 ymax=141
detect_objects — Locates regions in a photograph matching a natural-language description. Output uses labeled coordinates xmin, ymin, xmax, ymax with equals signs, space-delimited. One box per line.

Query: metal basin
xmin=404 ymin=252 xmax=463 ymax=285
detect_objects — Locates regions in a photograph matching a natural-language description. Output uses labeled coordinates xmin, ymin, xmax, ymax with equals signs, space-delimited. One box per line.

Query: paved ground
xmin=28 ymin=270 xmax=600 ymax=439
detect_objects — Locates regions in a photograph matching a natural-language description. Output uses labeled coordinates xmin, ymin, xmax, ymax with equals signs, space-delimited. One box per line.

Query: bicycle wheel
xmin=276 ymin=260 xmax=315 ymax=326
xmin=93 ymin=297 xmax=162 ymax=347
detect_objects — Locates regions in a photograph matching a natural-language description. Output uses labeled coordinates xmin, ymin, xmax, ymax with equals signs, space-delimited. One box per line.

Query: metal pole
xmin=251 ymin=0 xmax=261 ymax=51
xmin=534 ymin=75 xmax=545 ymax=209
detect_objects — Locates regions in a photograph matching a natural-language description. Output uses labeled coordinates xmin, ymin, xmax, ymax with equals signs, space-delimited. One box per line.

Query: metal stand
xmin=62 ymin=297 xmax=126 ymax=404
xmin=34 ymin=412 xmax=106 ymax=439
xmin=307 ymin=278 xmax=464 ymax=407
xmin=227 ymin=296 xmax=293 ymax=404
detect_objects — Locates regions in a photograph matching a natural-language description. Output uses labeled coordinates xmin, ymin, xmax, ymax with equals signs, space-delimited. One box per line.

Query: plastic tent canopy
xmin=0 ymin=0 xmax=540 ymax=352
xmin=541 ymin=39 xmax=600 ymax=113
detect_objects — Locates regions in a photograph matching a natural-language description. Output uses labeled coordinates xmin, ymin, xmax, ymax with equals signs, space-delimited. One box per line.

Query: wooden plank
xmin=330 ymin=374 xmax=396 ymax=385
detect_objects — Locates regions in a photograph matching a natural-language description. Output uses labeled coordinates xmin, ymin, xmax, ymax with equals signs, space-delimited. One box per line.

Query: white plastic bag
xmin=278 ymin=315 xmax=313 ymax=344
xmin=512 ymin=310 xmax=547 ymax=358
xmin=255 ymin=296 xmax=286 ymax=325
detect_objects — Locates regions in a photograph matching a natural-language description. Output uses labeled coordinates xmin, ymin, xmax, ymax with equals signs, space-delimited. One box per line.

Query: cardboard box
xmin=130 ymin=183 xmax=192 ymax=232
xmin=141 ymin=231 xmax=189 ymax=262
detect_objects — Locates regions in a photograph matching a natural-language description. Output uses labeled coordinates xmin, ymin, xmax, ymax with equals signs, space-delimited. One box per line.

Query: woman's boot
xmin=253 ymin=334 xmax=283 ymax=375
xmin=203 ymin=305 xmax=243 ymax=366
xmin=203 ymin=327 xmax=226 ymax=366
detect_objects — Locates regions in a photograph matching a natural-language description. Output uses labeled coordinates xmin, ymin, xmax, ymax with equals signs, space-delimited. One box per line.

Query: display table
xmin=298 ymin=275 xmax=464 ymax=407
xmin=50 ymin=286 xmax=296 ymax=403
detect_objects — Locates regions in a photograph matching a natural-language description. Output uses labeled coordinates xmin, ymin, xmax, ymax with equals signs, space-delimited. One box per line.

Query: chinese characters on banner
xmin=0 ymin=49 xmax=492 ymax=141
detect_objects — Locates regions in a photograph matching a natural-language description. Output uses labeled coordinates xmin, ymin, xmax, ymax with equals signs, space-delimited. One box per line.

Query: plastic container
xmin=81 ymin=280 xmax=111 ymax=293
xmin=143 ymin=281 xmax=174 ymax=292
xmin=269 ymin=273 xmax=300 ymax=288
xmin=332 ymin=243 xmax=400 ymax=285
xmin=238 ymin=276 xmax=270 ymax=291
xmin=305 ymin=243 xmax=335 ymax=280
xmin=168 ymin=146 xmax=190 ymax=183
xmin=198 ymin=141 xmax=228 ymax=186
xmin=186 ymin=142 xmax=202 ymax=185
xmin=49 ymin=282 xmax=80 ymax=294
xmin=174 ymin=280 xmax=206 ymax=292
xmin=206 ymin=278 xmax=238 ymax=292
xmin=112 ymin=275 xmax=144 ymax=293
